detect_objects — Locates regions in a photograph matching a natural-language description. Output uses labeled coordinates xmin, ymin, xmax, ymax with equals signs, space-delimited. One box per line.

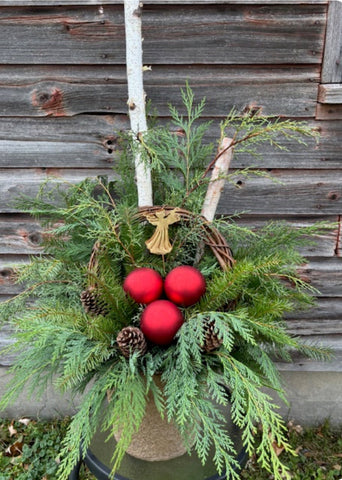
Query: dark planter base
xmin=68 ymin=405 xmax=248 ymax=480
xmin=69 ymin=446 xmax=247 ymax=480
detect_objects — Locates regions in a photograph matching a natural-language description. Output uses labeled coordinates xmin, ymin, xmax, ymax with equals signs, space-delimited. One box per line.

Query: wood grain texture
xmin=0 ymin=169 xmax=341 ymax=215
xmin=205 ymin=119 xmax=342 ymax=169
xmin=0 ymin=116 xmax=341 ymax=169
xmin=0 ymin=65 xmax=320 ymax=118
xmin=235 ymin=216 xmax=338 ymax=257
xmin=0 ymin=256 xmax=339 ymax=296
xmin=276 ymin=336 xmax=342 ymax=372
xmin=0 ymin=323 xmax=16 ymax=366
xmin=1 ymin=256 xmax=339 ymax=302
xmin=297 ymin=259 xmax=342 ymax=297
xmin=318 ymin=84 xmax=342 ymax=104
xmin=0 ymin=115 xmax=122 ymax=168
xmin=0 ymin=216 xmax=43 ymax=254
xmin=286 ymin=297 xmax=342 ymax=321
xmin=286 ymin=319 xmax=342 ymax=336
xmin=0 ymin=214 xmax=336 ymax=256
xmin=0 ymin=168 xmax=114 ymax=213
xmin=321 ymin=0 xmax=342 ymax=83
xmin=0 ymin=256 xmax=28 ymax=296
xmin=0 ymin=1 xmax=328 ymax=5
xmin=316 ymin=103 xmax=342 ymax=120
xmin=0 ymin=4 xmax=325 ymax=65
xmin=219 ymin=170 xmax=342 ymax=215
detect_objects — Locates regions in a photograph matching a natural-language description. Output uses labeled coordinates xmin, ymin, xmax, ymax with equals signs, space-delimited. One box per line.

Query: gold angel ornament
xmin=145 ymin=209 xmax=180 ymax=255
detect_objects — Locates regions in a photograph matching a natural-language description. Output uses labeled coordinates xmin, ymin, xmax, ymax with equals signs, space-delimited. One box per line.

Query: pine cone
xmin=202 ymin=320 xmax=223 ymax=353
xmin=117 ymin=326 xmax=147 ymax=358
xmin=80 ymin=286 xmax=108 ymax=317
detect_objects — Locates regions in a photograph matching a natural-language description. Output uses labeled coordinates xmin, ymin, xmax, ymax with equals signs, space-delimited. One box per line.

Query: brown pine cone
xmin=80 ymin=286 xmax=108 ymax=317
xmin=117 ymin=326 xmax=147 ymax=358
xmin=202 ymin=320 xmax=223 ymax=353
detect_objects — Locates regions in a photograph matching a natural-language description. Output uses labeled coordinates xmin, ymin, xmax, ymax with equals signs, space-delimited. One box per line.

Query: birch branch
xmin=124 ymin=0 xmax=153 ymax=207
xmin=201 ymin=137 xmax=234 ymax=221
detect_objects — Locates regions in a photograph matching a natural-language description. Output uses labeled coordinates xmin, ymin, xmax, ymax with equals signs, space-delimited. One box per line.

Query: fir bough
xmin=0 ymin=86 xmax=333 ymax=480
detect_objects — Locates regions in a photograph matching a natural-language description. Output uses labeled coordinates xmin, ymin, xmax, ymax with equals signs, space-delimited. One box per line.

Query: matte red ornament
xmin=164 ymin=265 xmax=206 ymax=307
xmin=140 ymin=300 xmax=184 ymax=345
xmin=123 ymin=268 xmax=163 ymax=304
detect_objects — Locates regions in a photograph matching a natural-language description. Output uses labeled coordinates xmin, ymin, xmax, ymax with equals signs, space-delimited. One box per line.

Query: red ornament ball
xmin=123 ymin=268 xmax=163 ymax=304
xmin=140 ymin=300 xmax=184 ymax=345
xmin=164 ymin=265 xmax=206 ymax=307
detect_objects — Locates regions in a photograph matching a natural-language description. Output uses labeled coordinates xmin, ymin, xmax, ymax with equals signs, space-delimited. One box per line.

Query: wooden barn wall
xmin=0 ymin=1 xmax=341 ymax=371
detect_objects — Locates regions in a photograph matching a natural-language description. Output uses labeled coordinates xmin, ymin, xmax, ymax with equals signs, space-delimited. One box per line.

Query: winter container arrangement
xmin=0 ymin=2 xmax=332 ymax=479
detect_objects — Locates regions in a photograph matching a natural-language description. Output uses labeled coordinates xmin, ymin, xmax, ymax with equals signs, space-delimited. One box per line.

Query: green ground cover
xmin=0 ymin=417 xmax=341 ymax=480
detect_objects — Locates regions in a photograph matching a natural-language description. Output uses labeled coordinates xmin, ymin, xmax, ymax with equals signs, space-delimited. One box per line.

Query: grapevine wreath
xmin=81 ymin=207 xmax=234 ymax=356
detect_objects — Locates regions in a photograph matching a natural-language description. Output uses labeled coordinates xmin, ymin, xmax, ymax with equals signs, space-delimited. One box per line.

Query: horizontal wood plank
xmin=318 ymin=84 xmax=342 ymax=104
xmin=205 ymin=119 xmax=342 ymax=169
xmin=235 ymin=216 xmax=338 ymax=257
xmin=0 ymin=64 xmax=319 ymax=87
xmin=286 ymin=319 xmax=342 ymax=336
xmin=0 ymin=66 xmax=320 ymax=117
xmin=1 ymin=299 xmax=340 ymax=369
xmin=219 ymin=170 xmax=342 ymax=215
xmin=0 ymin=116 xmax=341 ymax=169
xmin=0 ymin=168 xmax=114 ymax=213
xmin=0 ymin=256 xmax=29 ymax=296
xmin=0 ymin=214 xmax=336 ymax=256
xmin=0 ymin=1 xmax=328 ymax=5
xmin=0 ymin=253 xmax=340 ymax=295
xmin=316 ymin=103 xmax=342 ymax=120
xmin=0 ymin=4 xmax=325 ymax=65
xmin=276 ymin=336 xmax=342 ymax=372
xmin=286 ymin=297 xmax=342 ymax=321
xmin=297 ymin=259 xmax=342 ymax=297
xmin=0 ymin=216 xmax=43 ymax=255
xmin=0 ymin=169 xmax=341 ymax=215
xmin=0 ymin=323 xmax=16 ymax=367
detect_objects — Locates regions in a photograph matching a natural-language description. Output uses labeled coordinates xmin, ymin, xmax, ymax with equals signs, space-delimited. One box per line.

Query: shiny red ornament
xmin=140 ymin=300 xmax=184 ymax=345
xmin=164 ymin=265 xmax=206 ymax=307
xmin=123 ymin=268 xmax=163 ymax=304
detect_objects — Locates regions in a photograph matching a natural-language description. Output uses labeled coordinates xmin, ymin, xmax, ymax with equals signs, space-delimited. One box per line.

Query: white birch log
xmin=124 ymin=0 xmax=153 ymax=207
xmin=201 ymin=137 xmax=234 ymax=221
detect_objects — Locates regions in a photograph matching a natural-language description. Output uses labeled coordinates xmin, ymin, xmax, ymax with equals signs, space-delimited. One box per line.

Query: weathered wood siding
xmin=0 ymin=1 xmax=341 ymax=371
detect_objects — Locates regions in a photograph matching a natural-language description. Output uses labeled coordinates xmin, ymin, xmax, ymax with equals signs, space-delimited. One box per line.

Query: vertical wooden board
xmin=337 ymin=215 xmax=342 ymax=256
xmin=321 ymin=0 xmax=342 ymax=83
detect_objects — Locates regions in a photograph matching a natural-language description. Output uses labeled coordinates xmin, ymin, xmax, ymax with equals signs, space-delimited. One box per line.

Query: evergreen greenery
xmin=0 ymin=85 xmax=332 ymax=480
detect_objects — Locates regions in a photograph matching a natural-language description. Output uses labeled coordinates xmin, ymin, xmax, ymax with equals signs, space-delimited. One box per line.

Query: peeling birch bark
xmin=124 ymin=0 xmax=153 ymax=207
xmin=201 ymin=137 xmax=234 ymax=221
